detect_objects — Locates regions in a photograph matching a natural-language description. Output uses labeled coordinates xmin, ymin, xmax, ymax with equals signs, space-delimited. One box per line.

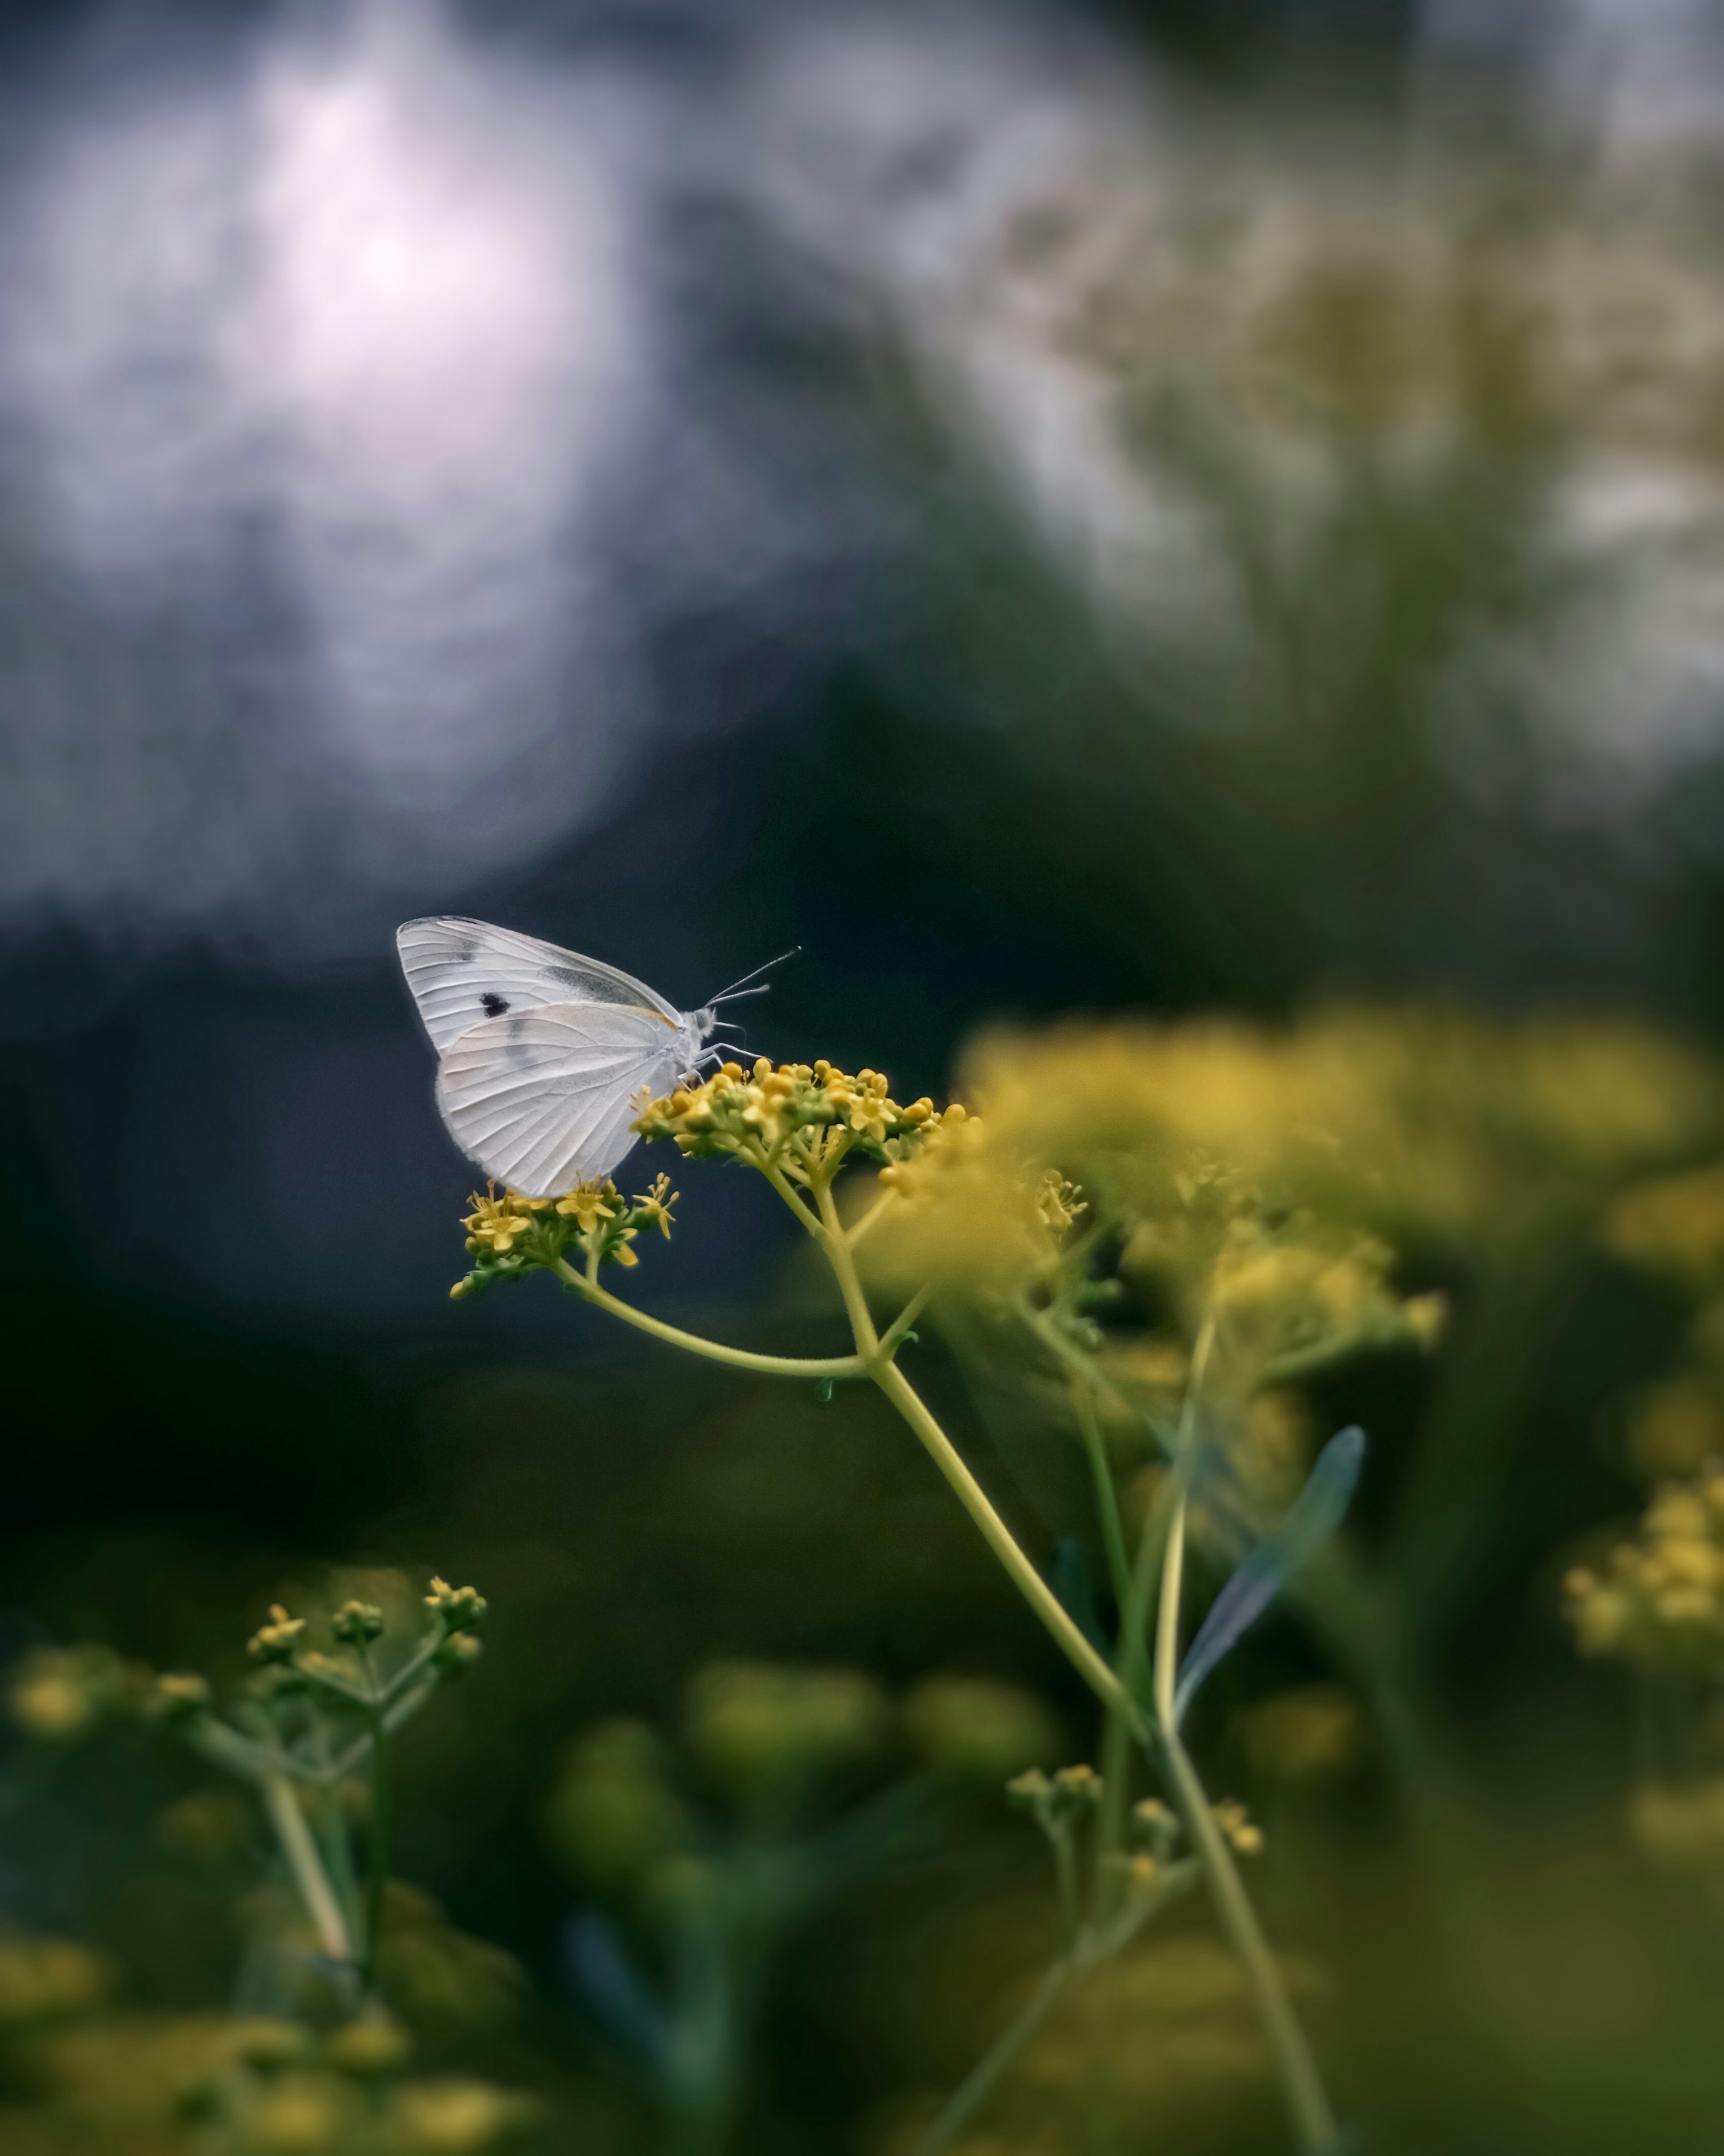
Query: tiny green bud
xmin=150 ymin=1671 xmax=214 ymax=1724
xmin=325 ymin=2015 xmax=411 ymax=2077
xmin=246 ymin=1605 xmax=307 ymax=1665
xmin=424 ymin=1578 xmax=488 ymax=1631
xmin=1006 ymin=1768 xmax=1052 ymax=1810
xmin=1051 ymin=1763 xmax=1104 ymax=1809
xmin=332 ymin=1601 xmax=386 ymax=1647
xmin=230 ymin=2017 xmax=313 ymax=2070
xmin=1130 ymin=1797 xmax=1182 ymax=1861
xmin=435 ymin=1631 xmax=484 ymax=1674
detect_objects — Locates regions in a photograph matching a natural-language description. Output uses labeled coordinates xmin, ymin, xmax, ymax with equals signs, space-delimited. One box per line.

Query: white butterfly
xmin=397 ymin=917 xmax=769 ymax=1198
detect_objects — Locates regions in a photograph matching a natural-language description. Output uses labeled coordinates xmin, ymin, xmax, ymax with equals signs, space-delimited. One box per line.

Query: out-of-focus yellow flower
xmin=383 ymin=2075 xmax=541 ymax=2153
xmin=902 ymin=1676 xmax=1064 ymax=1783
xmin=0 ymin=1935 xmax=114 ymax=2027
xmin=1627 ymin=1376 xmax=1724 ymax=1479
xmin=1211 ymin=1799 xmax=1265 ymax=1857
xmin=247 ymin=1605 xmax=307 ymax=1665
xmin=685 ymin=1659 xmax=888 ymax=1794
xmin=1564 ymin=1468 xmax=1724 ymax=1671
xmin=1629 ymin=1777 xmax=1724 ymax=1877
xmin=228 ymin=2067 xmax=360 ymax=2152
xmin=1237 ymin=1684 xmax=1368 ymax=1786
xmin=8 ymin=1644 xmax=149 ymax=1740
xmin=157 ymin=1787 xmax=254 ymax=1861
xmin=1606 ymin=1164 xmax=1724 ymax=1286
xmin=872 ymin=1011 xmax=1722 ymax=1302
xmin=325 ymin=2015 xmax=412 ymax=2078
xmin=542 ymin=1720 xmax=688 ymax=1888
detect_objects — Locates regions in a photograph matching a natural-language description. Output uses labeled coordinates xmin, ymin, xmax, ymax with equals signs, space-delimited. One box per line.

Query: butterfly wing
xmin=397 ymin=917 xmax=682 ymax=1054
xmin=434 ymin=1001 xmax=682 ymax=1195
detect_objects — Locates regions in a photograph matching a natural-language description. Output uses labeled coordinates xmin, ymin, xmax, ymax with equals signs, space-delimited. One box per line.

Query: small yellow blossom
xmin=1035 ymin=1169 xmax=1085 ymax=1234
xmin=1212 ymin=1798 xmax=1266 ymax=1857
xmin=554 ymin=1179 xmax=620 ymax=1233
xmin=462 ymin=1185 xmax=535 ymax=1256
xmin=1565 ymin=1468 xmax=1724 ymax=1671
xmin=247 ymin=1605 xmax=306 ymax=1665
xmin=633 ymin=1057 xmax=967 ymax=1190
xmin=632 ymin=1173 xmax=677 ymax=1239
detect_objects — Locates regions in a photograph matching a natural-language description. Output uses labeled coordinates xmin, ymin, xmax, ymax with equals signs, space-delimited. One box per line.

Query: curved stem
xmin=552 ymin=1261 xmax=866 ymax=1378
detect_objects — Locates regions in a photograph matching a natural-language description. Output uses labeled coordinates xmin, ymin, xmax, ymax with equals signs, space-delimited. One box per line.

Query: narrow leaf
xmin=1173 ymin=1425 xmax=1365 ymax=1727
xmin=563 ymin=1910 xmax=671 ymax=2067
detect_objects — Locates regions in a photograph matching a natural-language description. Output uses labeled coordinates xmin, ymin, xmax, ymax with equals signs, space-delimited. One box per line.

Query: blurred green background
xmin=8 ymin=1 xmax=1724 ymax=2149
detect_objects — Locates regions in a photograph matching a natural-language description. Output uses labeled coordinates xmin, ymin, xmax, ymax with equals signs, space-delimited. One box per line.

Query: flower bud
xmin=247 ymin=1606 xmax=306 ymax=1665
xmin=333 ymin=1601 xmax=386 ymax=1647
xmin=424 ymin=1578 xmax=488 ymax=1631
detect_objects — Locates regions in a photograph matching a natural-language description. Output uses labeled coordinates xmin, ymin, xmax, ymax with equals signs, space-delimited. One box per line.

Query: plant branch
xmin=1152 ymin=1492 xmax=1337 ymax=2152
xmin=1072 ymin=1387 xmax=1133 ymax=1611
xmin=259 ymin=1769 xmax=354 ymax=1970
xmin=871 ymin=1359 xmax=1133 ymax=1720
xmin=552 ymin=1260 xmax=867 ymax=1378
xmin=911 ymin=1960 xmax=1072 ymax=2156
xmin=844 ymin=1184 xmax=899 ymax=1251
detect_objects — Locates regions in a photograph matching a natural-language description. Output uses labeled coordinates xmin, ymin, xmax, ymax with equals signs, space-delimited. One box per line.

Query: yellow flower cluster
xmin=6 ymin=1644 xmax=151 ymax=1742
xmin=875 ymin=1018 xmax=1724 ymax=1267
xmin=1565 ymin=1470 xmax=1724 ymax=1670
xmin=1605 ymin=1164 xmax=1724 ymax=1287
xmin=451 ymin=1174 xmax=677 ymax=1298
xmin=636 ymin=1056 xmax=965 ymax=1182
xmin=14 ymin=1996 xmax=539 ymax=2154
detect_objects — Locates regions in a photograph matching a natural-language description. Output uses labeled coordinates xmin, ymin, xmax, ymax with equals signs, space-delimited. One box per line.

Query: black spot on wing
xmin=481 ymin=992 xmax=510 ymax=1016
xmin=547 ymin=966 xmax=585 ymax=986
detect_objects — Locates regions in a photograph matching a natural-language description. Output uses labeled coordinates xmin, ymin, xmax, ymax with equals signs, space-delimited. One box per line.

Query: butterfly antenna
xmin=708 ymin=945 xmax=801 ymax=1005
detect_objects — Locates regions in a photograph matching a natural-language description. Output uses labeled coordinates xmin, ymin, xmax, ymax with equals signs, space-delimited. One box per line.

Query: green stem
xmin=1090 ymin=1694 xmax=1135 ymax=1928
xmin=844 ymin=1184 xmax=900 ymax=1251
xmin=810 ymin=1175 xmax=1137 ymax=1721
xmin=1073 ymin=1389 xmax=1133 ymax=1611
xmin=814 ymin=1181 xmax=880 ymax=1352
xmin=911 ymin=1959 xmax=1072 ymax=2156
xmin=877 ymin=1284 xmax=932 ymax=1360
xmin=1152 ymin=1499 xmax=1338 ymax=2154
xmin=552 ymin=1260 xmax=867 ymax=1378
xmin=760 ymin=1157 xmax=826 ymax=1239
xmin=1051 ymin=1823 xmax=1081 ymax=1949
xmin=870 ymin=1356 xmax=1132 ymax=1719
xmin=259 ymin=1770 xmax=354 ymax=1969
xmin=363 ymin=1713 xmax=393 ymax=1988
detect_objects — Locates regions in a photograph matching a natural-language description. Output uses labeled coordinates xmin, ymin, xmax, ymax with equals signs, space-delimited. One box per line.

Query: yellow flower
xmin=1035 ymin=1169 xmax=1085 ymax=1233
xmin=461 ymin=1185 xmax=535 ymax=1255
xmin=247 ymin=1605 xmax=306 ymax=1665
xmin=632 ymin=1173 xmax=677 ymax=1239
xmin=845 ymin=1069 xmax=893 ymax=1142
xmin=554 ymin=1180 xmax=620 ymax=1233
